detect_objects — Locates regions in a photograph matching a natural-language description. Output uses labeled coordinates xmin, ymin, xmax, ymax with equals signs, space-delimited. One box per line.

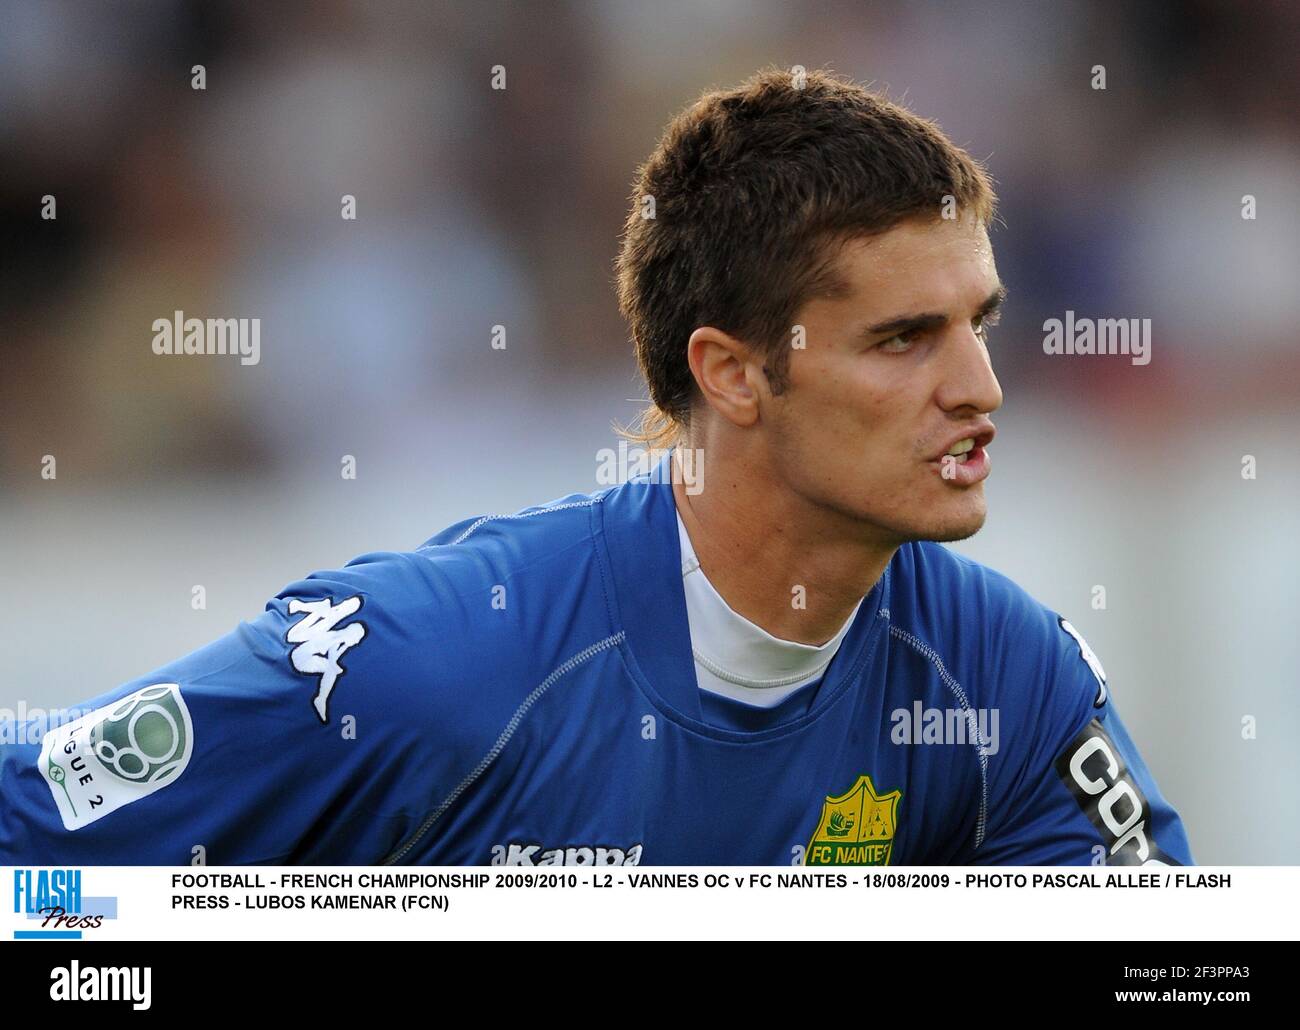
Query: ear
xmin=685 ymin=326 xmax=762 ymax=428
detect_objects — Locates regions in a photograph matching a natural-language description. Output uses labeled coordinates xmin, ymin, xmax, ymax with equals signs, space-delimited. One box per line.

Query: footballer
xmin=0 ymin=69 xmax=1192 ymax=867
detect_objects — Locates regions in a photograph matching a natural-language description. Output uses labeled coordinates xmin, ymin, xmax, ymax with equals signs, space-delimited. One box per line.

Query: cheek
xmin=795 ymin=353 xmax=880 ymax=412
xmin=781 ymin=354 xmax=916 ymax=464
xmin=816 ymin=370 xmax=906 ymax=445
xmin=800 ymin=403 xmax=909 ymax=483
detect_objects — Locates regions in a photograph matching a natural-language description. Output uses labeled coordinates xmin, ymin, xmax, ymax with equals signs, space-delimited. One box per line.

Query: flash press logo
xmin=13 ymin=869 xmax=117 ymax=939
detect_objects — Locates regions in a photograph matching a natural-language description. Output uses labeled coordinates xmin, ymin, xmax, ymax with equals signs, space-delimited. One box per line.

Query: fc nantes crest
xmin=806 ymin=775 xmax=902 ymax=865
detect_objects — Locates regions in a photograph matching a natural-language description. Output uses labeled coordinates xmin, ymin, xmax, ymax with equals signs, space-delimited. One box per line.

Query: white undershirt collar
xmin=676 ymin=508 xmax=862 ymax=709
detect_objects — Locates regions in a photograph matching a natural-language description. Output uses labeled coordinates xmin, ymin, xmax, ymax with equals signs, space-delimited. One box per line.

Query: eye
xmin=973 ymin=309 xmax=1001 ymax=342
xmin=878 ymin=329 xmax=922 ymax=353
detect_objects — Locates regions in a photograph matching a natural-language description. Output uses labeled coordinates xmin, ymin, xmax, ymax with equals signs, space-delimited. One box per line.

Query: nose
xmin=934 ymin=323 xmax=1003 ymax=415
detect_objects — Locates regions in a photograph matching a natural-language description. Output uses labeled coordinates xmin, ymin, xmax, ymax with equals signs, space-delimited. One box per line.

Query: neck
xmin=670 ymin=438 xmax=898 ymax=645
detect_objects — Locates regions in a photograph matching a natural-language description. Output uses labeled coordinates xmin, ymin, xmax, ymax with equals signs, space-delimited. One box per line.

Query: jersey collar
xmin=594 ymin=450 xmax=891 ymax=736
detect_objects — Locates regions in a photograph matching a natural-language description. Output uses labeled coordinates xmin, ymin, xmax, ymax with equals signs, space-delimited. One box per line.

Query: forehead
xmin=822 ymin=215 xmax=997 ymax=314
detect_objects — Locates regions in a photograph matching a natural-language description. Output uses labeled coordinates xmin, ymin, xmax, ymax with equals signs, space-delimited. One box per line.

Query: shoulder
xmin=888 ymin=541 xmax=1103 ymax=711
xmin=894 ymin=539 xmax=1039 ymax=613
xmin=891 ymin=539 xmax=1057 ymax=640
xmin=415 ymin=489 xmax=606 ymax=568
xmin=261 ymin=488 xmax=619 ymax=733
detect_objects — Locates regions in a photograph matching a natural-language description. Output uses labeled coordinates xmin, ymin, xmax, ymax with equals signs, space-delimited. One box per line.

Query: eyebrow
xmin=863 ymin=284 xmax=1008 ymax=337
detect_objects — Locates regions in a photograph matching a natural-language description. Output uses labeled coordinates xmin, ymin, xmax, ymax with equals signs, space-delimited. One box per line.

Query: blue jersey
xmin=0 ymin=463 xmax=1193 ymax=867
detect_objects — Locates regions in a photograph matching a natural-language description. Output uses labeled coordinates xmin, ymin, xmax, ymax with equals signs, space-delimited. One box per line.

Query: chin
xmin=916 ymin=518 xmax=986 ymax=544
xmin=899 ymin=496 xmax=989 ymax=544
xmin=833 ymin=486 xmax=989 ymax=546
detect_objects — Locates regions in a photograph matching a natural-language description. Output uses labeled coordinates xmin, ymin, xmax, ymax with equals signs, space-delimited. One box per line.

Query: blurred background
xmin=1 ymin=0 xmax=1297 ymax=863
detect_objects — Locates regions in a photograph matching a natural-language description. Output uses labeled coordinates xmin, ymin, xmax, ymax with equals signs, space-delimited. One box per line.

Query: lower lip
xmin=930 ymin=445 xmax=990 ymax=486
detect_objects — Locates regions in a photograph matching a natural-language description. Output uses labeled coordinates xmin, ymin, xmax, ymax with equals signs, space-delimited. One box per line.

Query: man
xmin=0 ymin=69 xmax=1191 ymax=866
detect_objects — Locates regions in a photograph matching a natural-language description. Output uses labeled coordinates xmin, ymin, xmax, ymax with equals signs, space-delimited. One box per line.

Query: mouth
xmin=928 ymin=427 xmax=996 ymax=485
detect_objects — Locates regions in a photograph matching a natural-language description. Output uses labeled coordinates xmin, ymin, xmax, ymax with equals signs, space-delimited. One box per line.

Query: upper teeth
xmin=946 ymin=438 xmax=975 ymax=456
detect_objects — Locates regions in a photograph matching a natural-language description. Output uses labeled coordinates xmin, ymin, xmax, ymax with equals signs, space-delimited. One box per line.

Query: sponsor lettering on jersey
xmin=1055 ymin=718 xmax=1178 ymax=865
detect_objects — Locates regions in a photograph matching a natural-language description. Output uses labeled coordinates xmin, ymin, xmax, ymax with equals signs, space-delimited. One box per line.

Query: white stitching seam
xmin=381 ymin=631 xmax=626 ymax=865
xmin=390 ymin=495 xmax=607 ymax=863
xmin=887 ymin=625 xmax=989 ymax=851
xmin=435 ymin=500 xmax=598 ymax=548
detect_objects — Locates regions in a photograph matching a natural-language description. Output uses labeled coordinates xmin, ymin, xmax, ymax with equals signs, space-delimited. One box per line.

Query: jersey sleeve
xmin=0 ymin=552 xmax=461 ymax=865
xmin=972 ymin=614 xmax=1195 ymax=866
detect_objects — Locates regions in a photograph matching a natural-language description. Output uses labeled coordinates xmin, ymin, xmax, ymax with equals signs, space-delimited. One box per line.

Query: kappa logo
xmin=490 ymin=842 xmax=644 ymax=866
xmin=806 ymin=774 xmax=902 ymax=866
xmin=39 ymin=684 xmax=194 ymax=831
xmin=286 ymin=596 xmax=368 ymax=723
xmin=1059 ymin=617 xmax=1107 ymax=707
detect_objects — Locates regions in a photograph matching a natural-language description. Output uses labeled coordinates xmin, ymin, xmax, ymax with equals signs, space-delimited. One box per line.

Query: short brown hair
xmin=614 ymin=66 xmax=996 ymax=449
